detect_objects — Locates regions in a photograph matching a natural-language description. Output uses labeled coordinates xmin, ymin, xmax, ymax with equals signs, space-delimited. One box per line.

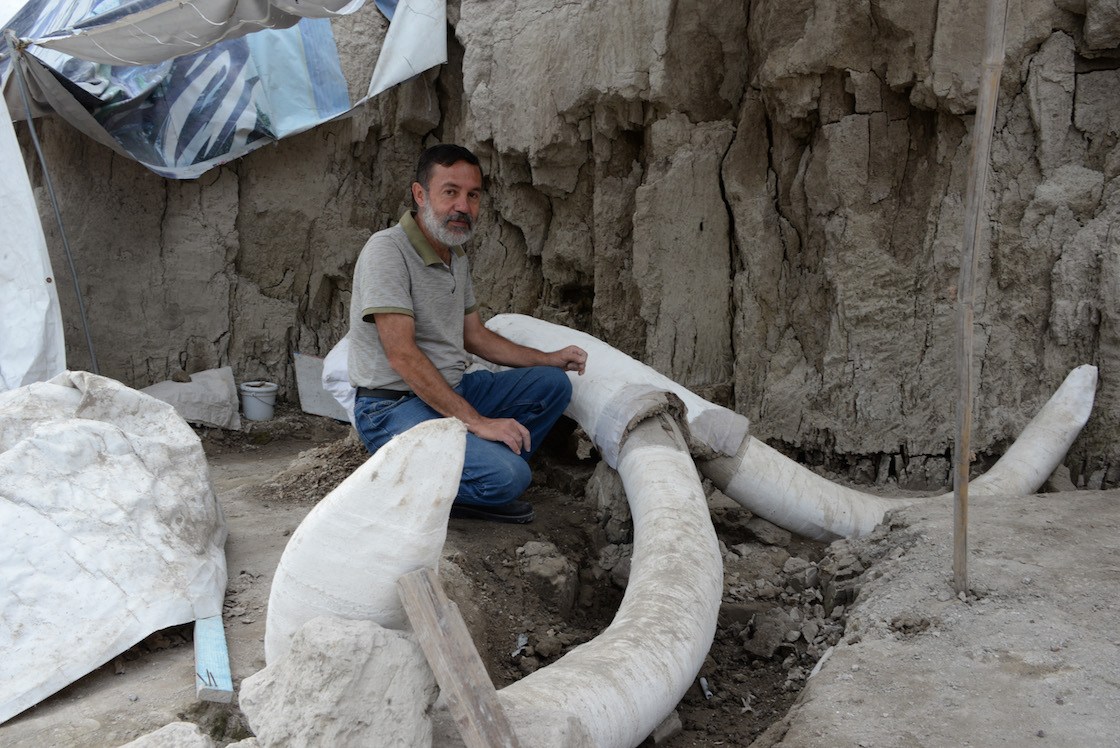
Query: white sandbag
xmin=141 ymin=366 xmax=242 ymax=430
xmin=0 ymin=371 xmax=227 ymax=725
xmin=321 ymin=336 xmax=356 ymax=426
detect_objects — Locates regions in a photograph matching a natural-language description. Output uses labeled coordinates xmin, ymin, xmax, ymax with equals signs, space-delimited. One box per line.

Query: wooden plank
xmin=953 ymin=0 xmax=1009 ymax=594
xmin=397 ymin=568 xmax=521 ymax=748
xmin=194 ymin=615 xmax=234 ymax=703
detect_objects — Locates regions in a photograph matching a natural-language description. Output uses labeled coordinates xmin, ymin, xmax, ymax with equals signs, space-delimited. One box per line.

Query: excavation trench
xmin=0 ymin=407 xmax=991 ymax=747
xmin=229 ymin=411 xmax=850 ymax=747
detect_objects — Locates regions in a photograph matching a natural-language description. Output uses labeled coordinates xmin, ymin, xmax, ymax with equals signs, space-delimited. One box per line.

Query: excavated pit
xmin=5 ymin=406 xmax=1107 ymax=748
xmin=212 ymin=411 xmax=853 ymax=746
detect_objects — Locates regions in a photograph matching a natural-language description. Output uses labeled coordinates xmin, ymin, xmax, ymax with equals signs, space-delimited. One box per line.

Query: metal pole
xmin=953 ymin=0 xmax=1009 ymax=593
xmin=5 ymin=30 xmax=100 ymax=375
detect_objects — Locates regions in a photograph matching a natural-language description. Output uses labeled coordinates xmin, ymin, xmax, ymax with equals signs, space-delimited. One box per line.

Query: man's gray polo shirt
xmin=348 ymin=211 xmax=478 ymax=391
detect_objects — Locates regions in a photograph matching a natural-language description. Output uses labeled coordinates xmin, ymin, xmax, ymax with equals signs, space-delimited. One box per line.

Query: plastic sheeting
xmin=141 ymin=366 xmax=242 ymax=430
xmin=321 ymin=335 xmax=355 ymax=426
xmin=1 ymin=0 xmax=447 ymax=177
xmin=367 ymin=0 xmax=445 ymax=98
xmin=5 ymin=17 xmax=353 ymax=178
xmin=0 ymin=90 xmax=64 ymax=393
xmin=0 ymin=371 xmax=227 ymax=725
xmin=3 ymin=0 xmax=364 ymax=67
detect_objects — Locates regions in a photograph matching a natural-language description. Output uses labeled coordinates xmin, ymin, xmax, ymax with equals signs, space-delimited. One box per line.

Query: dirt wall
xmin=20 ymin=0 xmax=1120 ymax=487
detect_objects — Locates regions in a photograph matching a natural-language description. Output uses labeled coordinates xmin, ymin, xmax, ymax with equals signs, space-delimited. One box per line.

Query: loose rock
xmin=240 ymin=617 xmax=437 ymax=748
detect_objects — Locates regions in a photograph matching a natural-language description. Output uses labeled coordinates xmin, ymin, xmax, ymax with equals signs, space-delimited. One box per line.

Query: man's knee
xmin=538 ymin=366 xmax=572 ymax=406
xmin=498 ymin=455 xmax=533 ymax=498
xmin=460 ymin=445 xmax=532 ymax=505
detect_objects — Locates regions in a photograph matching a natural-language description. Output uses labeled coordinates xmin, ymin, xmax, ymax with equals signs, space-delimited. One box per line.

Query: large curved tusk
xmin=486 ymin=314 xmax=1098 ymax=540
xmin=700 ymin=436 xmax=899 ymax=541
xmin=264 ymin=418 xmax=466 ymax=663
xmin=485 ymin=316 xmax=750 ymax=464
xmin=495 ymin=402 xmax=722 ymax=748
xmin=701 ymin=364 xmax=1098 ymax=539
xmin=964 ymin=364 xmax=1097 ymax=498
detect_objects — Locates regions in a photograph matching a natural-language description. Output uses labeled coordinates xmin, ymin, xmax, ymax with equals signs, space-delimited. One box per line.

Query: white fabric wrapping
xmin=264 ymin=418 xmax=465 ymax=663
xmin=141 ymin=366 xmax=242 ymax=430
xmin=0 ymin=91 xmax=65 ymax=393
xmin=0 ymin=372 xmax=227 ymax=725
xmin=365 ymin=0 xmax=447 ymax=98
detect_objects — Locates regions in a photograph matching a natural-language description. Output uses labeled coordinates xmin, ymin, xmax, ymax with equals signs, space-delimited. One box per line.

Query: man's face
xmin=413 ymin=160 xmax=483 ymax=249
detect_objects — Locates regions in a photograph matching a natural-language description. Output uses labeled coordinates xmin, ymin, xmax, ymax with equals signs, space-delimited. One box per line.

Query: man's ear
xmin=411 ymin=182 xmax=426 ymax=207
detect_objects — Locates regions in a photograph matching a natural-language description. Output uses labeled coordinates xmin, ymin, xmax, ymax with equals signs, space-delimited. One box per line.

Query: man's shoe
xmin=449 ymin=499 xmax=535 ymax=524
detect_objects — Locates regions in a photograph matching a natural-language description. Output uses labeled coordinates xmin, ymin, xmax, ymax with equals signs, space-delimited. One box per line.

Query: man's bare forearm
xmin=465 ymin=324 xmax=550 ymax=368
xmin=463 ymin=312 xmax=587 ymax=374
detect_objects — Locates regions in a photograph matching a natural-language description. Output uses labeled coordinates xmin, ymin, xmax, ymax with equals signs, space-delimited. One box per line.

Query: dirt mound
xmin=259 ymin=434 xmax=368 ymax=504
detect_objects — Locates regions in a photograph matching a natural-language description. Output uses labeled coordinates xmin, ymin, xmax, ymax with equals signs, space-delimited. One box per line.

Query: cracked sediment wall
xmin=18 ymin=0 xmax=1120 ymax=487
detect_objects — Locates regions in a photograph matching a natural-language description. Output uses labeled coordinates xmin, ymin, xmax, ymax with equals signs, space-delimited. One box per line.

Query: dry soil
xmin=2 ymin=407 xmax=1117 ymax=747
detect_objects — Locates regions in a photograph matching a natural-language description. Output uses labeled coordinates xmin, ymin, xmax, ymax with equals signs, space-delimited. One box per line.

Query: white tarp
xmin=366 ymin=0 xmax=446 ymax=98
xmin=0 ymin=371 xmax=228 ymax=724
xmin=0 ymin=90 xmax=64 ymax=393
xmin=141 ymin=366 xmax=242 ymax=430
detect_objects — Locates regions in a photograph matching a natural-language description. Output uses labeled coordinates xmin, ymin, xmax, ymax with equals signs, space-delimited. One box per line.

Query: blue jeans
xmin=354 ymin=367 xmax=572 ymax=507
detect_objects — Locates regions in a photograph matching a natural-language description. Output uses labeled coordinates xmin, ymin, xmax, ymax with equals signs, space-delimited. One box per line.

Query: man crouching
xmin=348 ymin=144 xmax=587 ymax=523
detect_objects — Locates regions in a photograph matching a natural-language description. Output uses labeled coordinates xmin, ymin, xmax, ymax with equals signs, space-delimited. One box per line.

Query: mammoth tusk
xmin=485 ymin=314 xmax=1098 ymax=541
xmin=260 ymin=401 xmax=720 ymax=748
xmin=700 ymin=437 xmax=900 ymax=541
xmin=263 ymin=418 xmax=467 ymax=664
xmin=264 ymin=319 xmax=1095 ymax=747
xmin=496 ymin=403 xmax=722 ymax=748
xmin=702 ymin=364 xmax=1098 ymax=540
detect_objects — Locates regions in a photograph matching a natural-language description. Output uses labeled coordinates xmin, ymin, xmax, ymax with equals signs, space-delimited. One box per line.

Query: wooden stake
xmin=397 ymin=567 xmax=521 ymax=748
xmin=954 ymin=0 xmax=1010 ymax=593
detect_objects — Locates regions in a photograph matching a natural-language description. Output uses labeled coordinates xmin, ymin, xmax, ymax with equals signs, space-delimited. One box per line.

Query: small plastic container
xmin=239 ymin=381 xmax=278 ymax=421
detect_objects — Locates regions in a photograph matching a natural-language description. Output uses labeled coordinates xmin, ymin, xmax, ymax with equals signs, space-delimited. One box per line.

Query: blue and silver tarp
xmin=1 ymin=0 xmax=445 ymax=178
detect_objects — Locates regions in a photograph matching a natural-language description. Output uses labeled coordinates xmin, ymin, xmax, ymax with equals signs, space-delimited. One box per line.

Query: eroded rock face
xmin=23 ymin=0 xmax=1120 ymax=483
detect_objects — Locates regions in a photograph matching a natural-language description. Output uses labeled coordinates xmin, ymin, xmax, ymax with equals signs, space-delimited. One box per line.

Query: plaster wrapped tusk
xmin=495 ymin=399 xmax=722 ymax=748
xmin=702 ymin=364 xmax=1098 ymax=539
xmin=700 ymin=436 xmax=899 ymax=541
xmin=486 ymin=314 xmax=1098 ymax=541
xmin=485 ymin=315 xmax=750 ymax=461
xmin=264 ymin=418 xmax=466 ymax=663
xmin=962 ymin=364 xmax=1097 ymax=498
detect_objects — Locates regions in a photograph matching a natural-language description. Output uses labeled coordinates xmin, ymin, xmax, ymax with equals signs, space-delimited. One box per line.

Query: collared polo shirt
xmin=348 ymin=211 xmax=478 ymax=390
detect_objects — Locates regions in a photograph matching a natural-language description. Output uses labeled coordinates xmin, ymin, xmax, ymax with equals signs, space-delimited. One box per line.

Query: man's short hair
xmin=415 ymin=144 xmax=481 ymax=190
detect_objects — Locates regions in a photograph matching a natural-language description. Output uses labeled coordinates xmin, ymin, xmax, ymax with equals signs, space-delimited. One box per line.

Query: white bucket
xmin=239 ymin=381 xmax=279 ymax=421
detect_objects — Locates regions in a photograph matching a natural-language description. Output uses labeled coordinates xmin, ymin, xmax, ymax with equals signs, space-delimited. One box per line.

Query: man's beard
xmin=419 ymin=200 xmax=475 ymax=247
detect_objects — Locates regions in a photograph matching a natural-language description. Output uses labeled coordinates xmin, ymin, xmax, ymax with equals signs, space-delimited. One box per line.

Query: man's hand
xmin=469 ymin=416 xmax=532 ymax=454
xmin=548 ymin=345 xmax=588 ymax=375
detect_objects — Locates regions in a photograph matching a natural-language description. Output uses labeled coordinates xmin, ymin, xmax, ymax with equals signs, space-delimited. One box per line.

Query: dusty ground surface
xmin=2 ymin=407 xmax=1117 ymax=747
xmin=755 ymin=488 xmax=1120 ymax=747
